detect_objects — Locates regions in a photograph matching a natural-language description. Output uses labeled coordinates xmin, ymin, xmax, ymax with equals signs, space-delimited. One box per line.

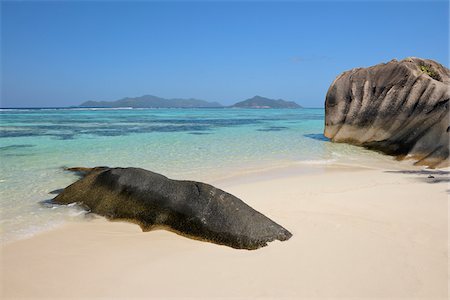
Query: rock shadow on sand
xmin=385 ymin=170 xmax=450 ymax=185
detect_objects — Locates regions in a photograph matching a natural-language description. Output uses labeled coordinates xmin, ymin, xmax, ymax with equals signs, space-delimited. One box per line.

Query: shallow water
xmin=0 ymin=108 xmax=399 ymax=243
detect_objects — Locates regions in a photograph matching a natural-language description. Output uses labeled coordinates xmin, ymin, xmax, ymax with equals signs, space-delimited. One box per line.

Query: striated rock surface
xmin=324 ymin=57 xmax=450 ymax=168
xmin=53 ymin=167 xmax=292 ymax=250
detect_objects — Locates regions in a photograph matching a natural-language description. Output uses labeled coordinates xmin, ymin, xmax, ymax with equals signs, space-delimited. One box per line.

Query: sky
xmin=1 ymin=0 xmax=448 ymax=108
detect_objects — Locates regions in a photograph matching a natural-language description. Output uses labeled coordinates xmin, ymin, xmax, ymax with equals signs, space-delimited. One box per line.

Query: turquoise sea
xmin=0 ymin=108 xmax=397 ymax=243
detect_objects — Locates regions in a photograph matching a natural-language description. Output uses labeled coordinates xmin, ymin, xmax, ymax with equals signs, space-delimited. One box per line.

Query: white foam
xmin=0 ymin=220 xmax=64 ymax=245
xmin=297 ymin=159 xmax=337 ymax=165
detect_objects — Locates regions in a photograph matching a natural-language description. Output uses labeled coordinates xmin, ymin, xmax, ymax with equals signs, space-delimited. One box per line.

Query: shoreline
xmin=0 ymin=155 xmax=390 ymax=245
xmin=0 ymin=155 xmax=428 ymax=246
xmin=1 ymin=163 xmax=448 ymax=299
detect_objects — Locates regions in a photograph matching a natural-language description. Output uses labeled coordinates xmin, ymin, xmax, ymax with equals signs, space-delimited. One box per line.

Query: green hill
xmin=80 ymin=95 xmax=223 ymax=108
xmin=231 ymin=96 xmax=302 ymax=109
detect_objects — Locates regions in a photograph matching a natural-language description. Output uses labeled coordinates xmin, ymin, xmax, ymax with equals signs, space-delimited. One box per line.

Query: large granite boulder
xmin=324 ymin=57 xmax=449 ymax=168
xmin=53 ymin=167 xmax=292 ymax=250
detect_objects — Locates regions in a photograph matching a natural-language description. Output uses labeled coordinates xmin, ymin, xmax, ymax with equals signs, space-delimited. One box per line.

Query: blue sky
xmin=1 ymin=0 xmax=448 ymax=108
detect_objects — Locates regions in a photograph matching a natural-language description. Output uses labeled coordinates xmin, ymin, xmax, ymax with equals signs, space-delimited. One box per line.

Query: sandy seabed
xmin=1 ymin=163 xmax=448 ymax=300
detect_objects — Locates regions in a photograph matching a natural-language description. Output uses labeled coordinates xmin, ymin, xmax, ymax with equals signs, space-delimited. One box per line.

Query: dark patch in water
xmin=0 ymin=110 xmax=325 ymax=139
xmin=149 ymin=125 xmax=210 ymax=132
xmin=55 ymin=134 xmax=75 ymax=140
xmin=0 ymin=144 xmax=35 ymax=151
xmin=0 ymin=124 xmax=215 ymax=139
xmin=188 ymin=132 xmax=211 ymax=135
xmin=257 ymin=126 xmax=289 ymax=132
xmin=304 ymin=134 xmax=330 ymax=141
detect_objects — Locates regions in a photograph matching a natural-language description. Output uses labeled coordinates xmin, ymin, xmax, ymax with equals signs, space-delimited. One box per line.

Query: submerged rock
xmin=53 ymin=167 xmax=292 ymax=250
xmin=324 ymin=57 xmax=449 ymax=168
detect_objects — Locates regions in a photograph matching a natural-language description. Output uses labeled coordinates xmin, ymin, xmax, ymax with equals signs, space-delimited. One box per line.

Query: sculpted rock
xmin=53 ymin=167 xmax=292 ymax=250
xmin=324 ymin=57 xmax=450 ymax=168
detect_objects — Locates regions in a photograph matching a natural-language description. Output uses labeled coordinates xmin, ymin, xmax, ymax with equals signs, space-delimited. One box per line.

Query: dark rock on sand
xmin=324 ymin=57 xmax=449 ymax=168
xmin=53 ymin=167 xmax=292 ymax=250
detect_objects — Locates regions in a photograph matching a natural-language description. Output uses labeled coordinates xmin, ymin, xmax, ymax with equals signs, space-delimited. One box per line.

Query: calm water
xmin=0 ymin=108 xmax=395 ymax=243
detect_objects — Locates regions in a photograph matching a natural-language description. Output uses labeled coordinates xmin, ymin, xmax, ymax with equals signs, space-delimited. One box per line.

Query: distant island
xmin=80 ymin=95 xmax=222 ymax=108
xmin=79 ymin=94 xmax=302 ymax=109
xmin=230 ymin=96 xmax=302 ymax=109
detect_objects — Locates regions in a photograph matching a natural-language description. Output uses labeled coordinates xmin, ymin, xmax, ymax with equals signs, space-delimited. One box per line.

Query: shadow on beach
xmin=303 ymin=133 xmax=330 ymax=142
xmin=385 ymin=170 xmax=450 ymax=185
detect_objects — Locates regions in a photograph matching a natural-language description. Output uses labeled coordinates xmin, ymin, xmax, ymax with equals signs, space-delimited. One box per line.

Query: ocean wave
xmin=70 ymin=107 xmax=134 ymax=111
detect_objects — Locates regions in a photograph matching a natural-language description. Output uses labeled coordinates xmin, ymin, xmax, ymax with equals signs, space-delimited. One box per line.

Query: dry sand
xmin=1 ymin=164 xmax=448 ymax=299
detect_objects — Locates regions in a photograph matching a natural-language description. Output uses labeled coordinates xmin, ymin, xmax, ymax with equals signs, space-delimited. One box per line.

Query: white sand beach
xmin=1 ymin=163 xmax=448 ymax=299
xmin=2 ymin=0 xmax=449 ymax=299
